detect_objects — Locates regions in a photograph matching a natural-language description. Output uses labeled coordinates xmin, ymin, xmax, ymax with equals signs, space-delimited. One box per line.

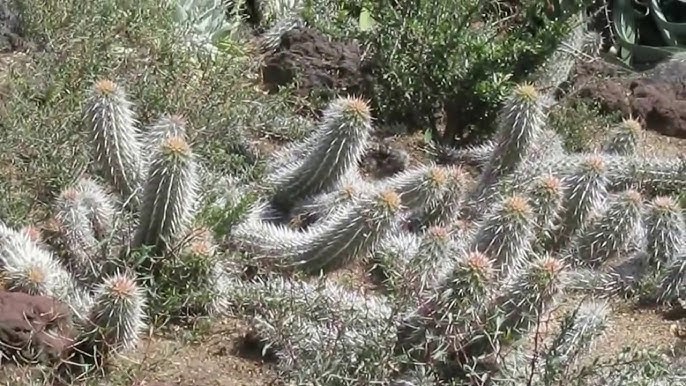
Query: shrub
xmin=354 ymin=0 xmax=594 ymax=145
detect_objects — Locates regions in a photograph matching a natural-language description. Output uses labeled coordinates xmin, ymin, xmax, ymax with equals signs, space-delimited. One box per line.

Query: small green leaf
xmin=359 ymin=8 xmax=376 ymax=31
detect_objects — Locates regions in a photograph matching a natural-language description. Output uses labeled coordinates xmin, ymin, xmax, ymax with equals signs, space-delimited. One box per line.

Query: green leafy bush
xmin=357 ymin=0 xmax=593 ymax=145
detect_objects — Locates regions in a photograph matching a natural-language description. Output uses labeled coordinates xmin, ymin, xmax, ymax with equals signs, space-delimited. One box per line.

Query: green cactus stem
xmin=602 ymin=118 xmax=642 ymax=156
xmin=268 ymin=96 xmax=373 ymax=212
xmin=472 ymin=194 xmax=535 ymax=276
xmin=572 ymin=189 xmax=644 ymax=268
xmin=83 ymin=79 xmax=144 ymax=207
xmin=132 ymin=135 xmax=199 ymax=253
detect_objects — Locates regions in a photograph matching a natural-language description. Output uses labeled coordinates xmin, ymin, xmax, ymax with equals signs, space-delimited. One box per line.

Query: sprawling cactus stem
xmin=528 ymin=174 xmax=565 ymax=246
xmin=269 ymin=96 xmax=373 ymax=211
xmin=472 ymin=83 xmax=545 ymax=206
xmin=132 ymin=135 xmax=199 ymax=253
xmin=603 ymin=118 xmax=642 ymax=156
xmin=554 ymin=154 xmax=609 ymax=249
xmin=645 ymin=196 xmax=685 ymax=268
xmin=0 ymin=223 xmax=91 ymax=316
xmin=462 ymin=256 xmax=566 ymax=363
xmin=286 ymin=189 xmax=402 ymax=274
xmin=657 ymin=251 xmax=686 ymax=302
xmin=290 ymin=177 xmax=368 ymax=224
xmin=84 ymin=79 xmax=144 ymax=207
xmin=418 ymin=166 xmax=470 ymax=228
xmin=77 ymin=272 xmax=146 ymax=364
xmin=572 ymin=189 xmax=644 ymax=267
xmin=436 ymin=251 xmax=494 ymax=313
xmin=54 ymin=186 xmax=102 ymax=286
xmin=541 ymin=300 xmax=609 ymax=384
xmin=472 ymin=194 xmax=535 ymax=276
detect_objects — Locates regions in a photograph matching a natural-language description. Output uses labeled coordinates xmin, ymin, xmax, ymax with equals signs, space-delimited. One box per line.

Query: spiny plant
xmin=0 ymin=78 xmax=233 ymax=382
xmin=204 ymin=50 xmax=686 ymax=384
xmin=8 ymin=32 xmax=686 ymax=384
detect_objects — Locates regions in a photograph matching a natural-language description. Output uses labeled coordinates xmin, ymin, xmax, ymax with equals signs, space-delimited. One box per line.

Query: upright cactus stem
xmin=472 ymin=83 xmax=545 ymax=206
xmin=63 ymin=272 xmax=146 ymax=377
xmin=132 ymin=135 xmax=199 ymax=253
xmin=645 ymin=196 xmax=685 ymax=267
xmin=603 ymin=118 xmax=642 ymax=156
xmin=555 ymin=154 xmax=609 ymax=250
xmin=84 ymin=79 xmax=144 ymax=208
xmin=472 ymin=194 xmax=535 ymax=276
xmin=268 ymin=96 xmax=373 ymax=212
xmin=528 ymin=174 xmax=565 ymax=246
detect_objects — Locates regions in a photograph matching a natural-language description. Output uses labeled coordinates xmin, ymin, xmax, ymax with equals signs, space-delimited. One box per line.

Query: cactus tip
xmin=27 ymin=265 xmax=46 ymax=286
xmin=581 ymin=154 xmax=606 ymax=173
xmin=341 ymin=96 xmax=372 ymax=121
xmin=161 ymin=136 xmax=191 ymax=157
xmin=504 ymin=195 xmax=531 ymax=216
xmin=377 ymin=189 xmax=402 ymax=213
xmin=465 ymin=251 xmax=493 ymax=275
xmin=539 ymin=256 xmax=565 ymax=276
xmin=539 ymin=175 xmax=562 ymax=194
xmin=428 ymin=166 xmax=448 ymax=186
xmin=623 ymin=189 xmax=642 ymax=204
xmin=93 ymin=79 xmax=118 ymax=96
xmin=427 ymin=226 xmax=450 ymax=241
xmin=60 ymin=187 xmax=80 ymax=202
xmin=514 ymin=83 xmax=539 ymax=102
xmin=107 ymin=275 xmax=139 ymax=300
xmin=620 ymin=117 xmax=642 ymax=134
xmin=652 ymin=196 xmax=678 ymax=211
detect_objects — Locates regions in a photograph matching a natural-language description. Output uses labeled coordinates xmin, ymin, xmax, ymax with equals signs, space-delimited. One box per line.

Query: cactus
xmin=59 ymin=272 xmax=146 ymax=380
xmin=268 ymin=97 xmax=373 ymax=211
xmin=472 ymin=194 xmax=535 ymax=276
xmin=644 ymin=196 xmax=685 ymax=268
xmin=10 ymin=52 xmax=686 ymax=386
xmin=132 ymin=135 xmax=200 ymax=253
xmin=528 ymin=174 xmax=565 ymax=247
xmin=284 ymin=189 xmax=403 ymax=274
xmin=571 ymin=189 xmax=644 ymax=268
xmin=53 ymin=186 xmax=103 ymax=286
xmin=603 ymin=118 xmax=642 ymax=156
xmin=471 ymin=83 xmax=545 ymax=207
xmin=83 ymin=79 xmax=144 ymax=207
xmin=554 ymin=154 xmax=609 ymax=249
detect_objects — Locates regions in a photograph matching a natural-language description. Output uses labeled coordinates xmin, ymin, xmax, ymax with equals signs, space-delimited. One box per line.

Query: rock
xmin=0 ymin=290 xmax=74 ymax=364
xmin=261 ymin=27 xmax=374 ymax=110
xmin=629 ymin=78 xmax=686 ymax=139
xmin=572 ymin=59 xmax=686 ymax=139
xmin=0 ymin=0 xmax=26 ymax=52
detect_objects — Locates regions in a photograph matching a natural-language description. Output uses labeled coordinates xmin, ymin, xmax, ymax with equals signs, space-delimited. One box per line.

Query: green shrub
xmin=354 ymin=0 xmax=593 ymax=145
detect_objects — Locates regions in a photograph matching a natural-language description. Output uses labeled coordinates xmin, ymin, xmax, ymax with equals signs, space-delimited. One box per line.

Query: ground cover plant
xmin=1 ymin=0 xmax=686 ymax=385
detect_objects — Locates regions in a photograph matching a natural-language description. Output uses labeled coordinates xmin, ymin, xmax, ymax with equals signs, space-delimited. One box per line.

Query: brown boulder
xmin=572 ymin=59 xmax=686 ymax=139
xmin=261 ymin=27 xmax=374 ymax=109
xmin=0 ymin=290 xmax=74 ymax=364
